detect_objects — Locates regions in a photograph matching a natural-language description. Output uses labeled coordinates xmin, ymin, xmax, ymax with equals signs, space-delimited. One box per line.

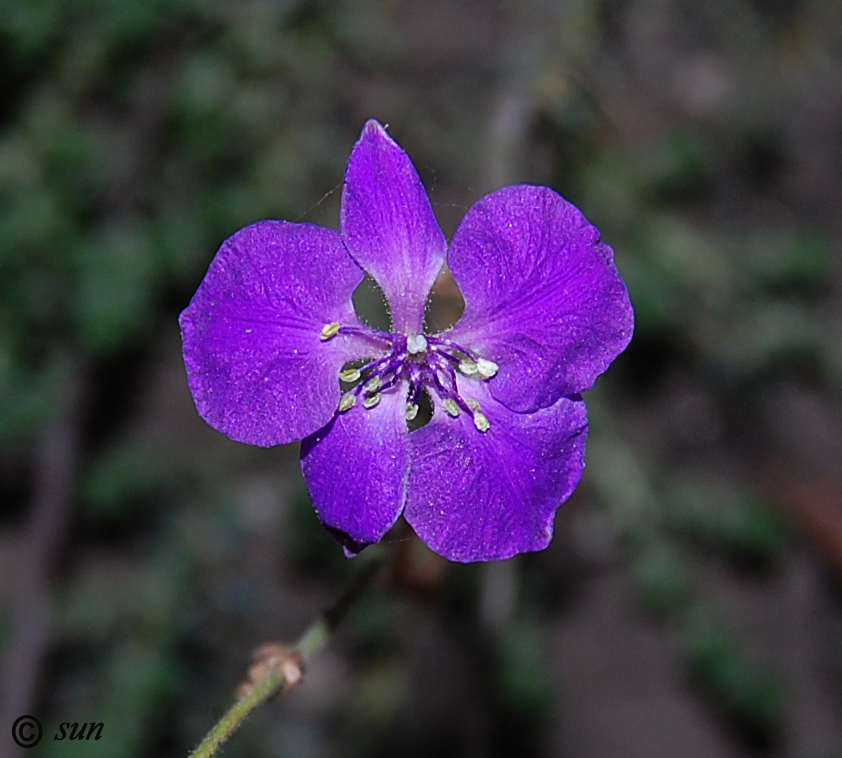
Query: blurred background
xmin=1 ymin=0 xmax=842 ymax=756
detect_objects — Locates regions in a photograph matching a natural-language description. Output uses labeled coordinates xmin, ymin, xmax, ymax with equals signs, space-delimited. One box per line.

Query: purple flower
xmin=180 ymin=120 xmax=633 ymax=562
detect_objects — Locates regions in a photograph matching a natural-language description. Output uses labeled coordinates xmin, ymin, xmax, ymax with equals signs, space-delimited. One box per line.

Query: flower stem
xmin=188 ymin=551 xmax=386 ymax=758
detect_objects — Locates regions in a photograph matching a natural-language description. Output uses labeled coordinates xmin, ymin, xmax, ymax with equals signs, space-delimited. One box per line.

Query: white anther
xmin=443 ymin=399 xmax=461 ymax=418
xmin=472 ymin=411 xmax=490 ymax=433
xmin=466 ymin=398 xmax=481 ymax=412
xmin=476 ymin=358 xmax=499 ymax=379
xmin=320 ymin=322 xmax=341 ymax=341
xmin=406 ymin=403 xmax=419 ymax=421
xmin=339 ymin=368 xmax=361 ymax=383
xmin=363 ymin=376 xmax=382 ymax=393
xmin=458 ymin=359 xmax=478 ymax=376
xmin=363 ymin=393 xmax=381 ymax=409
xmin=407 ymin=334 xmax=428 ymax=354
xmin=338 ymin=393 xmax=356 ymax=412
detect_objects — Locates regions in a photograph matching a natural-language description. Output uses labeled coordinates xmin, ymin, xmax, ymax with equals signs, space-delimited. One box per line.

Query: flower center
xmin=319 ymin=321 xmax=498 ymax=432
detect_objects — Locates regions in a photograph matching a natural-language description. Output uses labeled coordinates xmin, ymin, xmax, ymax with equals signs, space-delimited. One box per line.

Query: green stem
xmin=189 ymin=552 xmax=385 ymax=758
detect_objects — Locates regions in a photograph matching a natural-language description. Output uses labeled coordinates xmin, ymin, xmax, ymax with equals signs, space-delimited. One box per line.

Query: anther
xmin=472 ymin=411 xmax=490 ymax=432
xmin=320 ymin=322 xmax=341 ymax=341
xmin=338 ymin=393 xmax=356 ymax=412
xmin=466 ymin=398 xmax=481 ymax=412
xmin=407 ymin=334 xmax=428 ymax=354
xmin=458 ymin=359 xmax=478 ymax=376
xmin=443 ymin=399 xmax=461 ymax=417
xmin=363 ymin=376 xmax=382 ymax=393
xmin=363 ymin=393 xmax=381 ymax=409
xmin=339 ymin=367 xmax=361 ymax=383
xmin=406 ymin=403 xmax=419 ymax=421
xmin=476 ymin=358 xmax=498 ymax=379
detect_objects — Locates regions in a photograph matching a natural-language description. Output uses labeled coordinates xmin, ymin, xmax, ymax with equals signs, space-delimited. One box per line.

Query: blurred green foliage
xmin=0 ymin=0 xmax=355 ymax=443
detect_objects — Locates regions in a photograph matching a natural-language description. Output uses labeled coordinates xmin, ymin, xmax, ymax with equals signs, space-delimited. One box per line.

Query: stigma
xmin=320 ymin=321 xmax=497 ymax=432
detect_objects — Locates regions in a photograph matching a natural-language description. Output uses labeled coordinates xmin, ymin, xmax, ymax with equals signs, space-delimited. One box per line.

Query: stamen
xmin=363 ymin=376 xmax=383 ymax=393
xmin=458 ymin=359 xmax=478 ymax=376
xmin=327 ymin=327 xmax=497 ymax=434
xmin=472 ymin=411 xmax=490 ymax=432
xmin=407 ymin=334 xmax=428 ymax=354
xmin=443 ymin=399 xmax=461 ymax=417
xmin=339 ymin=367 xmax=361 ymax=383
xmin=320 ymin=322 xmax=341 ymax=341
xmin=476 ymin=358 xmax=498 ymax=379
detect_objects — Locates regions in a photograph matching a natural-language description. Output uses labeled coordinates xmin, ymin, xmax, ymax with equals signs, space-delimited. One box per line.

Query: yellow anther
xmin=363 ymin=376 xmax=382 ymax=393
xmin=458 ymin=359 xmax=478 ymax=376
xmin=466 ymin=398 xmax=481 ymax=412
xmin=339 ymin=368 xmax=361 ymax=383
xmin=338 ymin=393 xmax=356 ymax=412
xmin=320 ymin=322 xmax=341 ymax=341
xmin=406 ymin=403 xmax=419 ymax=421
xmin=443 ymin=399 xmax=461 ymax=417
xmin=363 ymin=393 xmax=381 ymax=409
xmin=472 ymin=411 xmax=490 ymax=433
xmin=477 ymin=358 xmax=498 ymax=379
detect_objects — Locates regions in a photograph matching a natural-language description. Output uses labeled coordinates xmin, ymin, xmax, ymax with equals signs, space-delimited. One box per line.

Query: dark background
xmin=1 ymin=0 xmax=842 ymax=756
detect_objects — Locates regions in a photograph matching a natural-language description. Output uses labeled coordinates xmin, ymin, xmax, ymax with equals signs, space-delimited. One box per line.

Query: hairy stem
xmin=189 ymin=551 xmax=386 ymax=758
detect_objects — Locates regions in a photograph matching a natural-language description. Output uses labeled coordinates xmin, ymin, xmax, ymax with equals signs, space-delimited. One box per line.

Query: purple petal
xmin=405 ymin=380 xmax=587 ymax=562
xmin=446 ymin=185 xmax=633 ymax=412
xmin=180 ymin=220 xmax=372 ymax=447
xmin=300 ymin=386 xmax=410 ymax=550
xmin=341 ymin=120 xmax=447 ymax=334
